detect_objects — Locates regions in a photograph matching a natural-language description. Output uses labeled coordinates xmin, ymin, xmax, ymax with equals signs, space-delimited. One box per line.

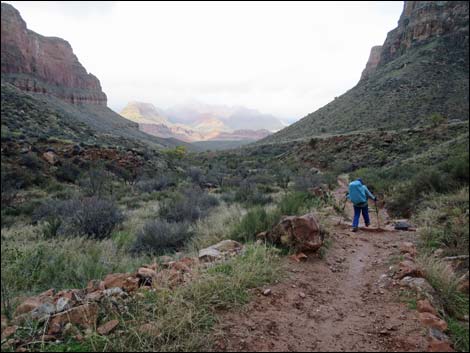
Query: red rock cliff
xmin=379 ymin=1 xmax=469 ymax=66
xmin=1 ymin=3 xmax=107 ymax=105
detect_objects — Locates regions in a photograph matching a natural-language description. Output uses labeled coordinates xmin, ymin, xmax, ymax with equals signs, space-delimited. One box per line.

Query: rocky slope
xmin=260 ymin=0 xmax=469 ymax=144
xmin=1 ymin=3 xmax=107 ymax=105
xmin=120 ymin=101 xmax=277 ymax=143
xmin=1 ymin=4 xmax=186 ymax=150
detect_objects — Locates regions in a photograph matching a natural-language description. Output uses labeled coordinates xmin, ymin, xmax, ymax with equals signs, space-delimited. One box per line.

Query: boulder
xmin=14 ymin=295 xmax=53 ymax=317
xmin=86 ymin=280 xmax=105 ymax=294
xmin=43 ymin=151 xmax=59 ymax=165
xmin=394 ymin=221 xmax=412 ymax=231
xmin=48 ymin=303 xmax=99 ymax=335
xmin=419 ymin=312 xmax=448 ymax=332
xmin=137 ymin=267 xmax=157 ymax=279
xmin=417 ymin=299 xmax=438 ymax=316
xmin=103 ymin=273 xmax=139 ymax=292
xmin=427 ymin=338 xmax=454 ymax=352
xmin=199 ymin=240 xmax=243 ymax=262
xmin=97 ymin=320 xmax=119 ymax=336
xmin=399 ymin=242 xmax=417 ymax=257
xmin=199 ymin=248 xmax=222 ymax=262
xmin=400 ymin=277 xmax=437 ymax=303
xmin=394 ymin=260 xmax=423 ymax=279
xmin=55 ymin=297 xmax=72 ymax=313
xmin=31 ymin=302 xmax=56 ymax=321
xmin=259 ymin=213 xmax=323 ymax=252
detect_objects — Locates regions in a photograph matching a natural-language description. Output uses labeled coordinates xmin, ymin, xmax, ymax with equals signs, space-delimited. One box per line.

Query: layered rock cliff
xmin=1 ymin=3 xmax=107 ymax=105
xmin=260 ymin=0 xmax=469 ymax=144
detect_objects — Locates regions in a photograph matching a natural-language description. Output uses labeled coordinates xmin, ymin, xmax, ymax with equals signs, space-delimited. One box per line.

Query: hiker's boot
xmin=365 ymin=223 xmax=370 ymax=227
xmin=352 ymin=227 xmax=359 ymax=232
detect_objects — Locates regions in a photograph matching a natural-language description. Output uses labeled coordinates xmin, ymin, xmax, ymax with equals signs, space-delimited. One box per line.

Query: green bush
xmin=278 ymin=192 xmax=321 ymax=216
xmin=231 ymin=207 xmax=281 ymax=242
xmin=132 ymin=220 xmax=192 ymax=255
xmin=159 ymin=187 xmax=219 ymax=223
xmin=33 ymin=197 xmax=124 ymax=239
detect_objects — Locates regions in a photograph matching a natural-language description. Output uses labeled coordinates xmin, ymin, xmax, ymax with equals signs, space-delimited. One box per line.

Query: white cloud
xmin=7 ymin=1 xmax=403 ymax=121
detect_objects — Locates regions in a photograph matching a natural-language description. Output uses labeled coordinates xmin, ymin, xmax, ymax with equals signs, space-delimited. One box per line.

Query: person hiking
xmin=346 ymin=178 xmax=377 ymax=232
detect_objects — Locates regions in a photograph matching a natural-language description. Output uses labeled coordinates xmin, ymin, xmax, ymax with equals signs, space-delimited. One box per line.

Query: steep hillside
xmin=260 ymin=1 xmax=469 ymax=144
xmin=0 ymin=3 xmax=186 ymax=150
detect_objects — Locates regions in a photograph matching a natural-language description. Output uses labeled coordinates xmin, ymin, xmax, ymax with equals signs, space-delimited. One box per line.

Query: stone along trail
xmin=212 ymin=179 xmax=428 ymax=352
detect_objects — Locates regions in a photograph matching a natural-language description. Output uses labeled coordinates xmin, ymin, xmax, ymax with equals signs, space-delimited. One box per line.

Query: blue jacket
xmin=347 ymin=180 xmax=375 ymax=206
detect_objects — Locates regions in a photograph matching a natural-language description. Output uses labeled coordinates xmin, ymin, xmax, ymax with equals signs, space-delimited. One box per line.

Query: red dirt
xmin=211 ymin=178 xmax=428 ymax=352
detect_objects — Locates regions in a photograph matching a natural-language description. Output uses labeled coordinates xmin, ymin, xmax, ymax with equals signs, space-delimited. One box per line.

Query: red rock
xmin=290 ymin=252 xmax=308 ymax=263
xmin=399 ymin=242 xmax=417 ymax=257
xmin=137 ymin=323 xmax=160 ymax=336
xmin=1 ymin=326 xmax=17 ymax=340
xmin=417 ymin=299 xmax=438 ymax=316
xmin=260 ymin=213 xmax=323 ymax=253
xmin=39 ymin=289 xmax=55 ymax=297
xmin=137 ymin=267 xmax=157 ymax=279
xmin=48 ymin=303 xmax=99 ymax=335
xmin=419 ymin=312 xmax=448 ymax=332
xmin=103 ymin=273 xmax=139 ymax=292
xmin=1 ymin=3 xmax=107 ymax=105
xmin=86 ymin=280 xmax=105 ymax=294
xmin=14 ymin=296 xmax=51 ymax=316
xmin=395 ymin=260 xmax=423 ymax=279
xmin=43 ymin=151 xmax=59 ymax=165
xmin=361 ymin=45 xmax=383 ymax=80
xmin=427 ymin=338 xmax=454 ymax=352
xmin=97 ymin=320 xmax=119 ymax=336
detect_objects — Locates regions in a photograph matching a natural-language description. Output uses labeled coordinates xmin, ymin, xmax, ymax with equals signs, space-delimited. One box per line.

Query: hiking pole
xmin=337 ymin=196 xmax=348 ymax=225
xmin=374 ymin=199 xmax=381 ymax=229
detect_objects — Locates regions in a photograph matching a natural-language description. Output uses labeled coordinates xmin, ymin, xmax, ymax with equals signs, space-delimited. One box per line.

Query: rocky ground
xmin=211 ymin=179 xmax=451 ymax=352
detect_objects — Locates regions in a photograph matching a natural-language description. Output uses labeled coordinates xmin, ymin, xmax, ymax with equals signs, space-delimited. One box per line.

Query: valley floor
xmin=212 ymin=180 xmax=429 ymax=352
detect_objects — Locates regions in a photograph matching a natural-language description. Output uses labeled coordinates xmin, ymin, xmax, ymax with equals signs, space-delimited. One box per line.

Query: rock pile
xmin=391 ymin=242 xmax=455 ymax=352
xmin=1 ymin=240 xmax=244 ymax=349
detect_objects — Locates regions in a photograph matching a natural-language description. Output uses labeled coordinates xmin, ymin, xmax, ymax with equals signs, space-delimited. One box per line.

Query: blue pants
xmin=353 ymin=205 xmax=370 ymax=228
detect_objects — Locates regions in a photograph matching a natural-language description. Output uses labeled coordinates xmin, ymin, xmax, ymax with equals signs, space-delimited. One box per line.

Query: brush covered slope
xmin=260 ymin=1 xmax=469 ymax=144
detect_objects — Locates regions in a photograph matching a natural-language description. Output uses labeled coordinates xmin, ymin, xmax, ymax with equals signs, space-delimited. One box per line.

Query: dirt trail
xmin=212 ymin=179 xmax=428 ymax=352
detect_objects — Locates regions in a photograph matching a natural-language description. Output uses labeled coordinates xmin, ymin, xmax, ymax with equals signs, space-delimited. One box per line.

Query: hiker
xmin=346 ymin=178 xmax=377 ymax=232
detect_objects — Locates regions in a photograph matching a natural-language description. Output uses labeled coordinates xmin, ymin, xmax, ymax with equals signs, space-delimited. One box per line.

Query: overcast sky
xmin=7 ymin=1 xmax=403 ymax=122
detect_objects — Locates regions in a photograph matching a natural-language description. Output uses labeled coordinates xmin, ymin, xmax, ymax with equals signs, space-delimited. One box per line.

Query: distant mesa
xmin=120 ymin=101 xmax=281 ymax=143
xmin=1 ymin=2 xmax=107 ymax=105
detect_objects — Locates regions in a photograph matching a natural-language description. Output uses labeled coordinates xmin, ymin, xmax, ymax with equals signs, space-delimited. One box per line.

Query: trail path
xmin=212 ymin=177 xmax=428 ymax=352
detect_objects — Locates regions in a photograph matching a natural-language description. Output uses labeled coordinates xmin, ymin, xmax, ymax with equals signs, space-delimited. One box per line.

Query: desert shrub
xmin=293 ymin=173 xmax=325 ymax=192
xmin=231 ymin=207 xmax=281 ymax=242
xmin=278 ymin=192 xmax=322 ymax=216
xmin=159 ymin=187 xmax=219 ymax=223
xmin=234 ymin=181 xmax=272 ymax=206
xmin=387 ymin=168 xmax=452 ymax=217
xmin=33 ymin=197 xmax=124 ymax=239
xmin=79 ymin=166 xmax=112 ymax=197
xmin=275 ymin=169 xmax=292 ymax=190
xmin=414 ymin=188 xmax=469 ymax=255
xmin=20 ymin=153 xmax=43 ymax=171
xmin=136 ymin=174 xmax=174 ymax=193
xmin=55 ymin=161 xmax=82 ymax=183
xmin=107 ymin=162 xmax=141 ymax=185
xmin=187 ymin=167 xmax=204 ymax=184
xmin=132 ymin=220 xmax=192 ymax=254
